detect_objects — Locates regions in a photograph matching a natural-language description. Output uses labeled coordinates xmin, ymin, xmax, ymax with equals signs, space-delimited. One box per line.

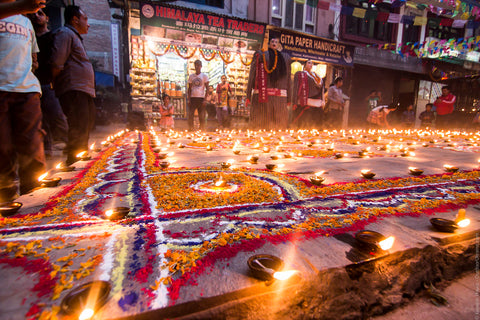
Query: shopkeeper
xmin=246 ymin=36 xmax=291 ymax=130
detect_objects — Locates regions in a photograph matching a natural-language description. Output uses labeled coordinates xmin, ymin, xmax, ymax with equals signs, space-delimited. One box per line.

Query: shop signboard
xmin=140 ymin=2 xmax=266 ymax=51
xmin=268 ymin=28 xmax=355 ymax=67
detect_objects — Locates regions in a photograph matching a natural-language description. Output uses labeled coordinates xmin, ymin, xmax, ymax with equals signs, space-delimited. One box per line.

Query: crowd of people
xmin=0 ymin=2 xmax=94 ymax=202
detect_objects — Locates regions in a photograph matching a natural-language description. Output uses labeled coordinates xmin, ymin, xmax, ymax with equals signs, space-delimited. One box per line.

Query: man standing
xmin=326 ymin=77 xmax=345 ymax=129
xmin=28 ymin=9 xmax=68 ymax=158
xmin=51 ymin=5 xmax=95 ymax=165
xmin=0 ymin=1 xmax=46 ymax=201
xmin=247 ymin=36 xmax=291 ymax=130
xmin=187 ymin=60 xmax=209 ymax=131
xmin=433 ymin=85 xmax=456 ymax=129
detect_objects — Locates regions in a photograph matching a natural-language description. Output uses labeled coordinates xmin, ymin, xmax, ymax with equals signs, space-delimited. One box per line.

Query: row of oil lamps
xmin=36 ymin=207 xmax=472 ymax=320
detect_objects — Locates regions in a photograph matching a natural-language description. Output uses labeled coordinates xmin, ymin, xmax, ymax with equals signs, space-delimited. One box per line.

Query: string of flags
xmin=299 ymin=0 xmax=480 ymax=23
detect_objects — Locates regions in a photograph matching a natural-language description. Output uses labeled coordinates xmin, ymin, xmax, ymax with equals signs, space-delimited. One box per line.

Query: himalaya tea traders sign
xmin=140 ymin=2 xmax=266 ymax=51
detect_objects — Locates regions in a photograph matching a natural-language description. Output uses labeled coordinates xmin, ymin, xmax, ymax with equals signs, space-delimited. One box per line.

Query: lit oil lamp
xmin=306 ymin=142 xmax=314 ymax=147
xmin=215 ymin=176 xmax=227 ymax=188
xmin=270 ymin=154 xmax=279 ymax=160
xmin=159 ymin=161 xmax=170 ymax=169
xmin=247 ymin=254 xmax=297 ymax=281
xmin=443 ymin=164 xmax=458 ymax=173
xmin=60 ymin=281 xmax=111 ymax=319
xmin=327 ymin=143 xmax=335 ymax=151
xmin=0 ymin=202 xmax=22 ymax=217
xmin=56 ymin=162 xmax=75 ymax=172
xmin=335 ymin=153 xmax=344 ymax=159
xmin=361 ymin=169 xmax=375 ymax=179
xmin=206 ymin=145 xmax=213 ymax=151
xmin=248 ymin=155 xmax=259 ymax=164
xmin=263 ymin=147 xmax=270 ymax=153
xmin=220 ymin=159 xmax=234 ymax=169
xmin=309 ymin=171 xmax=325 ymax=186
xmin=233 ymin=149 xmax=241 ymax=155
xmin=178 ymin=143 xmax=185 ymax=148
xmin=283 ymin=152 xmax=293 ymax=159
xmin=104 ymin=207 xmax=130 ymax=220
xmin=408 ymin=167 xmax=424 ymax=176
xmin=265 ymin=163 xmax=277 ymax=170
xmin=90 ymin=142 xmax=101 ymax=153
xmin=38 ymin=172 xmax=61 ymax=187
xmin=76 ymin=151 xmax=91 ymax=161
xmin=355 ymin=230 xmax=395 ymax=251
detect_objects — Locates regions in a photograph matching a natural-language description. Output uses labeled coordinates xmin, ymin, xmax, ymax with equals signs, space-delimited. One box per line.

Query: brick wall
xmin=75 ymin=0 xmax=114 ymax=73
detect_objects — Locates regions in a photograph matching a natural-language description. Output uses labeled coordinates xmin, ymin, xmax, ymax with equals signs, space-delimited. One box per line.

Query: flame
xmin=227 ymin=159 xmax=234 ymax=164
xmin=379 ymin=236 xmax=395 ymax=250
xmin=105 ymin=209 xmax=113 ymax=217
xmin=444 ymin=164 xmax=453 ymax=169
xmin=76 ymin=151 xmax=87 ymax=158
xmin=273 ymin=270 xmax=297 ymax=280
xmin=408 ymin=167 xmax=417 ymax=171
xmin=314 ymin=171 xmax=325 ymax=176
xmin=457 ymin=218 xmax=470 ymax=228
xmin=38 ymin=172 xmax=48 ymax=181
xmin=361 ymin=169 xmax=371 ymax=174
xmin=78 ymin=308 xmax=95 ymax=320
xmin=55 ymin=162 xmax=63 ymax=169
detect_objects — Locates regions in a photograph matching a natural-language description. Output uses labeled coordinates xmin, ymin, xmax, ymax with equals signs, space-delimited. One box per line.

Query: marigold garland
xmin=262 ymin=49 xmax=278 ymax=74
xmin=150 ymin=44 xmax=171 ymax=57
xmin=218 ymin=51 xmax=235 ymax=64
xmin=174 ymin=45 xmax=197 ymax=59
xmin=199 ymin=48 xmax=217 ymax=61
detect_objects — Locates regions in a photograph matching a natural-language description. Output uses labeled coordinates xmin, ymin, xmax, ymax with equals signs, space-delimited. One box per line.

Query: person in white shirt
xmin=0 ymin=7 xmax=46 ymax=201
xmin=326 ymin=77 xmax=345 ymax=129
xmin=187 ymin=60 xmax=209 ymax=131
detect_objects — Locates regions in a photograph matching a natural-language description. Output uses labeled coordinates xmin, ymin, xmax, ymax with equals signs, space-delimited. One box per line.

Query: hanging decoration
xmin=199 ymin=48 xmax=217 ymax=61
xmin=174 ymin=45 xmax=197 ymax=59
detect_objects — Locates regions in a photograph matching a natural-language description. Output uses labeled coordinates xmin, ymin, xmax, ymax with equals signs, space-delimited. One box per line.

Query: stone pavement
xmin=1 ymin=123 xmax=479 ymax=320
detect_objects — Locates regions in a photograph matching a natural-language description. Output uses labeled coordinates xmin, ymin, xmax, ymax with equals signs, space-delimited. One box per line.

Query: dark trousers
xmin=188 ymin=97 xmax=206 ymax=131
xmin=59 ymin=91 xmax=95 ymax=165
xmin=41 ymin=84 xmax=68 ymax=154
xmin=0 ymin=91 xmax=46 ymax=198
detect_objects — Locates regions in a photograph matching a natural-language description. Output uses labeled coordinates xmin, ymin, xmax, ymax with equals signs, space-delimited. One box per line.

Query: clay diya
xmin=408 ymin=167 xmax=424 ymax=176
xmin=430 ymin=218 xmax=458 ymax=233
xmin=247 ymin=254 xmax=284 ymax=281
xmin=361 ymin=170 xmax=375 ymax=179
xmin=41 ymin=177 xmax=62 ymax=187
xmin=443 ymin=165 xmax=458 ymax=173
xmin=104 ymin=207 xmax=130 ymax=220
xmin=61 ymin=281 xmax=111 ymax=317
xmin=355 ymin=230 xmax=395 ymax=250
xmin=265 ymin=164 xmax=277 ymax=170
xmin=0 ymin=202 xmax=22 ymax=217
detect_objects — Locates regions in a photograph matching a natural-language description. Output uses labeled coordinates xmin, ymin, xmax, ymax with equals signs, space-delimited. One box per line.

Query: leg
xmin=187 ymin=99 xmax=198 ymax=131
xmin=59 ymin=91 xmax=93 ymax=165
xmin=198 ymin=100 xmax=207 ymax=131
xmin=0 ymin=92 xmax=18 ymax=201
xmin=10 ymin=92 xmax=46 ymax=194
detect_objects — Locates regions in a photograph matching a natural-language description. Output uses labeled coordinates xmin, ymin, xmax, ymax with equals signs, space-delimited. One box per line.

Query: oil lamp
xmin=355 ymin=231 xmax=395 ymax=251
xmin=233 ymin=149 xmax=241 ymax=155
xmin=104 ymin=207 xmax=130 ymax=220
xmin=263 ymin=147 xmax=270 ymax=153
xmin=0 ymin=202 xmax=22 ymax=217
xmin=335 ymin=153 xmax=344 ymax=159
xmin=60 ymin=281 xmax=111 ymax=319
xmin=361 ymin=170 xmax=375 ymax=179
xmin=220 ymin=159 xmax=234 ymax=169
xmin=408 ymin=167 xmax=424 ymax=176
xmin=430 ymin=209 xmax=470 ymax=232
xmin=270 ymin=154 xmax=279 ymax=160
xmin=247 ymin=254 xmax=297 ymax=281
xmin=248 ymin=155 xmax=259 ymax=164
xmin=265 ymin=164 xmax=277 ymax=170
xmin=309 ymin=171 xmax=325 ymax=186
xmin=56 ymin=162 xmax=75 ymax=172
xmin=206 ymin=145 xmax=213 ymax=151
xmin=76 ymin=151 xmax=91 ymax=161
xmin=38 ymin=172 xmax=61 ymax=187
xmin=160 ymin=161 xmax=170 ymax=169
xmin=215 ymin=176 xmax=227 ymax=188
xmin=443 ymin=164 xmax=458 ymax=173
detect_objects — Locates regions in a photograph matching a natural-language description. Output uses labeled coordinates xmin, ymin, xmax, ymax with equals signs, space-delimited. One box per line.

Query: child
xmin=159 ymin=93 xmax=174 ymax=129
xmin=419 ymin=103 xmax=435 ymax=128
xmin=402 ymin=104 xmax=415 ymax=128
xmin=216 ymin=75 xmax=232 ymax=129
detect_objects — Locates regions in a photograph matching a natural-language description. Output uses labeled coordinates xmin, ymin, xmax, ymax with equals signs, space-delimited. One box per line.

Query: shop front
xmin=128 ymin=2 xmax=266 ymax=127
xmin=268 ymin=27 xmax=355 ymax=128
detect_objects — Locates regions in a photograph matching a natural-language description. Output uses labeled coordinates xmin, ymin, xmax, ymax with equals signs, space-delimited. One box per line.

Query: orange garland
xmin=174 ymin=45 xmax=197 ymax=59
xmin=219 ymin=51 xmax=236 ymax=64
xmin=306 ymin=70 xmax=322 ymax=86
xmin=150 ymin=44 xmax=171 ymax=57
xmin=262 ymin=49 xmax=278 ymax=74
xmin=239 ymin=52 xmax=254 ymax=66
xmin=199 ymin=48 xmax=217 ymax=61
